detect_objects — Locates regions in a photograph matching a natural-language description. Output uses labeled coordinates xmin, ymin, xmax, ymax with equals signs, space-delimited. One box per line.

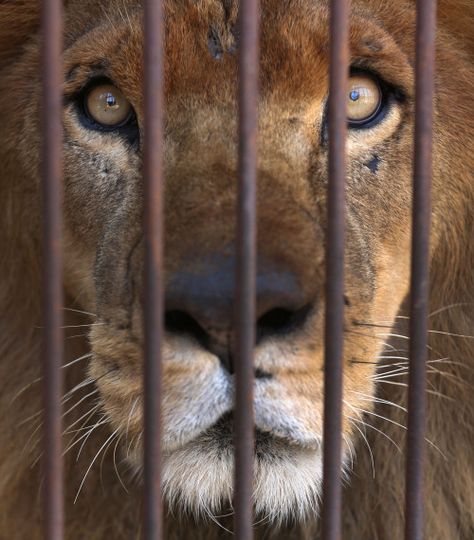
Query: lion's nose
xmin=165 ymin=255 xmax=312 ymax=373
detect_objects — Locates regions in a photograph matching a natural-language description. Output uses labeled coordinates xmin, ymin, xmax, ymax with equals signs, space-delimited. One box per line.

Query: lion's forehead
xmin=63 ymin=0 xmax=414 ymax=111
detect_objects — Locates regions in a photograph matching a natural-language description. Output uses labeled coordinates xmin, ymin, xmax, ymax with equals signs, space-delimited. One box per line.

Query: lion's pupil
xmin=105 ymin=93 xmax=118 ymax=109
xmin=350 ymin=90 xmax=360 ymax=102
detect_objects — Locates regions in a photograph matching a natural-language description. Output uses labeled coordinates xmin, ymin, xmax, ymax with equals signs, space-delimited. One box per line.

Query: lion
xmin=0 ymin=0 xmax=473 ymax=538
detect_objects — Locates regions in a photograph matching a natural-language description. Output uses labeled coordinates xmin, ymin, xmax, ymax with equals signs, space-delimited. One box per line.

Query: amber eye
xmin=84 ymin=84 xmax=133 ymax=128
xmin=347 ymin=74 xmax=383 ymax=126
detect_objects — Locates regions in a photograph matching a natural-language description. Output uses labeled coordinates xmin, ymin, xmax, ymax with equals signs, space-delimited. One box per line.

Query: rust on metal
xmin=321 ymin=0 xmax=350 ymax=538
xmin=143 ymin=0 xmax=165 ymax=538
xmin=234 ymin=0 xmax=260 ymax=538
xmin=405 ymin=1 xmax=437 ymax=538
xmin=41 ymin=0 xmax=64 ymax=538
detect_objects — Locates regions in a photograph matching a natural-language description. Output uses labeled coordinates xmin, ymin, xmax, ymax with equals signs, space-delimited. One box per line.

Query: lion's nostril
xmin=256 ymin=304 xmax=312 ymax=343
xmin=258 ymin=307 xmax=294 ymax=333
xmin=165 ymin=310 xmax=210 ymax=349
xmin=165 ymin=309 xmax=234 ymax=371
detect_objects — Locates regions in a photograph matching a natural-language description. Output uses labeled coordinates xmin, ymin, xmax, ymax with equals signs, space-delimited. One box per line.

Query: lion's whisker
xmin=427 ymin=329 xmax=474 ymax=340
xmin=424 ymin=366 xmax=474 ymax=389
xmin=126 ymin=433 xmax=139 ymax=459
xmin=350 ymin=390 xmax=408 ymax=413
xmin=62 ymin=389 xmax=99 ymax=419
xmin=376 ymin=332 xmax=409 ymax=341
xmin=62 ymin=368 xmax=114 ymax=409
xmin=349 ymin=414 xmax=402 ymax=453
xmin=63 ymin=403 xmax=101 ymax=436
xmin=124 ymin=397 xmax=140 ymax=446
xmin=352 ymin=403 xmax=447 ymax=458
xmin=30 ymin=406 xmax=102 ymax=467
xmin=21 ymin=421 xmax=43 ymax=459
xmin=381 ymin=343 xmax=405 ymax=353
xmin=345 ymin=414 xmax=375 ymax=478
xmin=9 ymin=378 xmax=44 ymax=407
xmin=344 ymin=399 xmax=403 ymax=453
xmin=61 ymin=323 xmax=105 ymax=329
xmin=63 ymin=420 xmax=109 ymax=458
xmin=18 ymin=410 xmax=43 ymax=428
xmin=75 ymin=415 xmax=109 ymax=461
xmin=62 ymin=377 xmax=95 ymax=402
xmin=63 ymin=307 xmax=98 ymax=318
xmin=373 ymin=367 xmax=456 ymax=382
xmin=66 ymin=333 xmax=90 ymax=340
xmin=342 ymin=433 xmax=356 ymax=470
xmin=10 ymin=353 xmax=92 ymax=406
xmin=199 ymin=494 xmax=234 ymax=534
xmin=372 ymin=367 xmax=409 ymax=379
xmin=428 ymin=303 xmax=473 ymax=317
xmin=61 ymin=352 xmax=93 ymax=370
xmin=99 ymin=430 xmax=120 ymax=492
xmin=74 ymin=428 xmax=119 ymax=504
xmin=112 ymin=433 xmax=129 ymax=494
xmin=349 ymin=404 xmax=407 ymax=431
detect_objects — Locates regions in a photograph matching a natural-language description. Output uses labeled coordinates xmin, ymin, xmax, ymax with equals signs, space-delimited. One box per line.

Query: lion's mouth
xmin=197 ymin=413 xmax=321 ymax=454
xmin=202 ymin=413 xmax=292 ymax=450
xmin=155 ymin=410 xmax=324 ymax=521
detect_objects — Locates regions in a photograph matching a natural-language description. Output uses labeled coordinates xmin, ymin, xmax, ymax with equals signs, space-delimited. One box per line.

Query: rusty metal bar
xmin=234 ymin=0 xmax=260 ymax=538
xmin=41 ymin=0 xmax=64 ymax=537
xmin=143 ymin=0 xmax=165 ymax=537
xmin=405 ymin=1 xmax=436 ymax=538
xmin=321 ymin=0 xmax=350 ymax=539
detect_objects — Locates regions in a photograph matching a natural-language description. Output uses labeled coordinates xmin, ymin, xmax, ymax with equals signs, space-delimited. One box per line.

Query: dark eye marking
xmin=207 ymin=18 xmax=238 ymax=60
xmin=255 ymin=368 xmax=272 ymax=380
xmin=365 ymin=155 xmax=381 ymax=173
xmin=208 ymin=27 xmax=224 ymax=60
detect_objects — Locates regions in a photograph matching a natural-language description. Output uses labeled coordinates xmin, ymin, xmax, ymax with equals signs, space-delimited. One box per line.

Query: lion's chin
xmin=130 ymin=415 xmax=323 ymax=524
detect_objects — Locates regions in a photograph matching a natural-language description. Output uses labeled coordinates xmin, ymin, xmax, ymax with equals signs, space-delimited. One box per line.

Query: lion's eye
xmin=347 ymin=74 xmax=383 ymax=127
xmin=84 ymin=84 xmax=132 ymax=128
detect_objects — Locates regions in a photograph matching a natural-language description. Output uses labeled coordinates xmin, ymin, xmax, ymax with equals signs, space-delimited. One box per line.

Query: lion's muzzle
xmin=165 ymin=250 xmax=314 ymax=374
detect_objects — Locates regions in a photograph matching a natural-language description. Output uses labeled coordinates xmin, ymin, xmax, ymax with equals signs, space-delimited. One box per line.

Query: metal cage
xmin=40 ymin=0 xmax=436 ymax=538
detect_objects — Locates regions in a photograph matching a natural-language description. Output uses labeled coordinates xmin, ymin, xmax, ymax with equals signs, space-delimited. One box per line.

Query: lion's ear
xmin=438 ymin=0 xmax=474 ymax=56
xmin=0 ymin=0 xmax=40 ymax=67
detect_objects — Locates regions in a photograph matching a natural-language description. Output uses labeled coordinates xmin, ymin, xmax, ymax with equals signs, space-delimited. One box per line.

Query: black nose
xmin=165 ymin=254 xmax=312 ymax=373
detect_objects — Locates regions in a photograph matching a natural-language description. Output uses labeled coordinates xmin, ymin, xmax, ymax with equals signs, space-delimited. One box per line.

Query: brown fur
xmin=0 ymin=0 xmax=473 ymax=538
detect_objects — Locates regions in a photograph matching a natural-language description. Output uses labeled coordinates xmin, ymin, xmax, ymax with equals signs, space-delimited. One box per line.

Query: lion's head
xmin=0 ymin=0 xmax=473 ymax=538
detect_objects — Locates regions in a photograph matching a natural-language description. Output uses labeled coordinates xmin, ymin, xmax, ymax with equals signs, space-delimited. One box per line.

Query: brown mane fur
xmin=0 ymin=1 xmax=473 ymax=538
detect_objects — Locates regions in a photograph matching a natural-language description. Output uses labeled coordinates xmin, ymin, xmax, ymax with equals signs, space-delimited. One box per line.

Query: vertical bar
xmin=405 ymin=1 xmax=436 ymax=539
xmin=234 ymin=0 xmax=260 ymax=538
xmin=41 ymin=0 xmax=64 ymax=537
xmin=143 ymin=0 xmax=165 ymax=537
xmin=321 ymin=0 xmax=350 ymax=539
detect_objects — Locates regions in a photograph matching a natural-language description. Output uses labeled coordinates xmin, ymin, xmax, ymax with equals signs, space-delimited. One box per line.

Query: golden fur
xmin=0 ymin=0 xmax=473 ymax=538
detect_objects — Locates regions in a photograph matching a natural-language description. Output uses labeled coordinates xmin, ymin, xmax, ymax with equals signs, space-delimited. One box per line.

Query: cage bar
xmin=41 ymin=0 xmax=64 ymax=538
xmin=404 ymin=1 xmax=436 ymax=539
xmin=234 ymin=0 xmax=260 ymax=538
xmin=321 ymin=0 xmax=350 ymax=539
xmin=143 ymin=0 xmax=165 ymax=538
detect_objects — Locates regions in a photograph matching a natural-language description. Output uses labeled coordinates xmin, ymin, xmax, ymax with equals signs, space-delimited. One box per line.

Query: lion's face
xmin=6 ymin=0 xmax=461 ymax=522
